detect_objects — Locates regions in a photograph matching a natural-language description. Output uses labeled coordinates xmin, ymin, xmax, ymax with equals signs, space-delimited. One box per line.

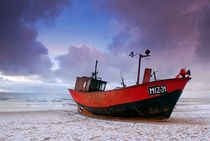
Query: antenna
xmin=92 ymin=60 xmax=98 ymax=79
xmin=152 ymin=71 xmax=158 ymax=81
xmin=120 ymin=71 xmax=126 ymax=88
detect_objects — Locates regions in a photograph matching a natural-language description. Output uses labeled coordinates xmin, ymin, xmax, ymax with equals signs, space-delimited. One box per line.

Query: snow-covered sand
xmin=0 ymin=101 xmax=210 ymax=141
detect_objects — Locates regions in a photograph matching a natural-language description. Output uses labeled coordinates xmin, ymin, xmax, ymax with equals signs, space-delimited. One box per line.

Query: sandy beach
xmin=0 ymin=100 xmax=210 ymax=141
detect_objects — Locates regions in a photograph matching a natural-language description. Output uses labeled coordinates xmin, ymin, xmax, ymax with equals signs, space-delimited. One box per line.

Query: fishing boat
xmin=68 ymin=50 xmax=191 ymax=119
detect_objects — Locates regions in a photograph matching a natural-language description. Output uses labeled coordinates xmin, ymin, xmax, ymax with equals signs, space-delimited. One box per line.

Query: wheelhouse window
xmin=90 ymin=79 xmax=107 ymax=92
xmin=100 ymin=83 xmax=106 ymax=91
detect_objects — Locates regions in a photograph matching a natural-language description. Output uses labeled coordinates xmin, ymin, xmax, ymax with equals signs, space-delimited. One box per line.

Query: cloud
xmin=55 ymin=45 xmax=138 ymax=87
xmin=195 ymin=5 xmax=210 ymax=62
xmin=55 ymin=1 xmax=210 ymax=88
xmin=91 ymin=0 xmax=210 ymax=97
xmin=0 ymin=0 xmax=69 ymax=76
xmin=56 ymin=45 xmax=104 ymax=78
xmin=101 ymin=0 xmax=210 ymax=64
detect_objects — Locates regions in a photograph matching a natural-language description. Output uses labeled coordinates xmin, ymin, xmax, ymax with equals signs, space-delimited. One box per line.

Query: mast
xmin=136 ymin=54 xmax=142 ymax=85
xmin=92 ymin=60 xmax=98 ymax=79
xmin=94 ymin=60 xmax=98 ymax=79
xmin=129 ymin=49 xmax=151 ymax=85
xmin=120 ymin=71 xmax=126 ymax=87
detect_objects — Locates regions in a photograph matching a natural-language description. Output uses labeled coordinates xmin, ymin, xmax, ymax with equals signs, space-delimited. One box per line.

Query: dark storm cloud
xmin=0 ymin=0 xmax=69 ymax=76
xmin=102 ymin=0 xmax=210 ymax=63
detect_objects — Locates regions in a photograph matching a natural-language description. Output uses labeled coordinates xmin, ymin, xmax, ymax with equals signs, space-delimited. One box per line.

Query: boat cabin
xmin=74 ymin=76 xmax=107 ymax=92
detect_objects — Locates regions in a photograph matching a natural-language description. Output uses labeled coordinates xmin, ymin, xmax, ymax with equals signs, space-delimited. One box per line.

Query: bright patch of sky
xmin=0 ymin=72 xmax=70 ymax=94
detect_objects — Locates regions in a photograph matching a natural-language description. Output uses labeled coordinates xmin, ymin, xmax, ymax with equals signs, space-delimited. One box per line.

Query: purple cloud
xmin=196 ymin=5 xmax=210 ymax=62
xmin=56 ymin=45 xmax=104 ymax=78
xmin=0 ymin=0 xmax=69 ymax=76
xmin=56 ymin=45 xmax=137 ymax=86
xmin=35 ymin=0 xmax=209 ymax=97
xmin=101 ymin=0 xmax=210 ymax=64
xmin=94 ymin=0 xmax=210 ymax=95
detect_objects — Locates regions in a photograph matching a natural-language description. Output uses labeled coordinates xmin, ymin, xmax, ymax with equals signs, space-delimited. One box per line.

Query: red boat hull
xmin=69 ymin=78 xmax=190 ymax=118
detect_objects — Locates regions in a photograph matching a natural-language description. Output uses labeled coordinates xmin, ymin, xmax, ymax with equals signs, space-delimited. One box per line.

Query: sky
xmin=0 ymin=0 xmax=210 ymax=98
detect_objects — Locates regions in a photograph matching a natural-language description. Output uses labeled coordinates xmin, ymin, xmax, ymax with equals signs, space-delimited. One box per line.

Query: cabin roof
xmin=77 ymin=76 xmax=107 ymax=83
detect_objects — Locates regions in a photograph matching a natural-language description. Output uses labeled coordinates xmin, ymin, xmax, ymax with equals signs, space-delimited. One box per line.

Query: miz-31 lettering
xmin=148 ymin=85 xmax=167 ymax=96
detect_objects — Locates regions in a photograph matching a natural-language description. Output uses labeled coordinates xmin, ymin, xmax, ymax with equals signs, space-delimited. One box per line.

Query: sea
xmin=0 ymin=92 xmax=210 ymax=112
xmin=0 ymin=92 xmax=76 ymax=112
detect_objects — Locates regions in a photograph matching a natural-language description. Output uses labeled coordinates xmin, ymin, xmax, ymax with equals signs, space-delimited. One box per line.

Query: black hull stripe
xmin=77 ymin=90 xmax=182 ymax=119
